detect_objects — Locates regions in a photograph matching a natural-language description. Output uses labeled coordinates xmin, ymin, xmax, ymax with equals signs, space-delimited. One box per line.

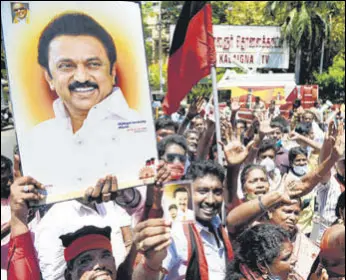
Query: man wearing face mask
xmin=257 ymin=140 xmax=282 ymax=191
xmin=157 ymin=135 xmax=188 ymax=180
xmin=288 ymin=147 xmax=310 ymax=179
xmin=289 ymin=123 xmax=322 ymax=171
xmin=110 ymin=136 xmax=186 ymax=228
xmin=287 ymin=147 xmax=315 ymax=235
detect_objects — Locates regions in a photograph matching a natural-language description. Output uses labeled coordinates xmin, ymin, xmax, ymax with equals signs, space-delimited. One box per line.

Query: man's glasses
xmin=165 ymin=153 xmax=187 ymax=164
xmin=14 ymin=7 xmax=26 ymax=12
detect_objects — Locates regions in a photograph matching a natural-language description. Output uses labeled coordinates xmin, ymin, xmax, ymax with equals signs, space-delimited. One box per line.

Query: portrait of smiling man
xmin=12 ymin=2 xmax=30 ymax=24
xmin=17 ymin=11 xmax=156 ymax=197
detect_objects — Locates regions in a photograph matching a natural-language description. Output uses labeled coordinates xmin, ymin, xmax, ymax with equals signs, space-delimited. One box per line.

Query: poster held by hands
xmin=1 ymin=1 xmax=157 ymax=205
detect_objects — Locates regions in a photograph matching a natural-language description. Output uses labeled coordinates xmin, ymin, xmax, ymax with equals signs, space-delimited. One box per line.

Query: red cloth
xmin=7 ymin=231 xmax=41 ymax=280
xmin=64 ymin=234 xmax=113 ymax=262
xmin=183 ymin=222 xmax=234 ymax=280
xmin=227 ymin=197 xmax=245 ymax=215
xmin=163 ymin=2 xmax=216 ymax=115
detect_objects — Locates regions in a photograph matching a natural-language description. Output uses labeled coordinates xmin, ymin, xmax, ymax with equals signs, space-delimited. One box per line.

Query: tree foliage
xmin=314 ymin=53 xmax=345 ymax=102
xmin=148 ymin=62 xmax=167 ymax=92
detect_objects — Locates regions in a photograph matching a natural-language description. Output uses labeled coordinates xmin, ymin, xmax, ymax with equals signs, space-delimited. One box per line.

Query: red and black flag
xmin=163 ymin=1 xmax=216 ymax=115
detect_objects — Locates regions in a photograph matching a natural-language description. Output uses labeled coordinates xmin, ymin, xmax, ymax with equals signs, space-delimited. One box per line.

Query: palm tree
xmin=266 ymin=1 xmax=337 ymax=84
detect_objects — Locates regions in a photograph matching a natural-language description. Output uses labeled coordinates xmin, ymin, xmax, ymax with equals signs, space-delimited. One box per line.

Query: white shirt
xmin=176 ymin=209 xmax=195 ymax=222
xmin=33 ymin=200 xmax=131 ymax=280
xmin=316 ymin=175 xmax=343 ymax=225
xmin=21 ymin=87 xmax=157 ymax=197
xmin=163 ymin=216 xmax=227 ymax=280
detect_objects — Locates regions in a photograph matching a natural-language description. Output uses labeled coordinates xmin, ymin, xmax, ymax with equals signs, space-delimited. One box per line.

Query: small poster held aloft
xmin=162 ymin=181 xmax=195 ymax=223
xmin=1 ymin=1 xmax=157 ymax=205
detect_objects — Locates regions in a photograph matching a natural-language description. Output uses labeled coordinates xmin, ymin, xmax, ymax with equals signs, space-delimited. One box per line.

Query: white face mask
xmin=293 ymin=165 xmax=308 ymax=176
xmin=260 ymin=158 xmax=276 ymax=173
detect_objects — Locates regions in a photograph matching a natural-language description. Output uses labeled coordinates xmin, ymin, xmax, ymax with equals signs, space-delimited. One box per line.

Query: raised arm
xmin=289 ymin=130 xmax=345 ymax=198
xmin=221 ymin=126 xmax=254 ymax=206
xmin=245 ymin=118 xmax=277 ymax=165
xmin=318 ymin=122 xmax=342 ymax=184
xmin=8 ymin=176 xmax=45 ymax=280
xmin=196 ymin=118 xmax=215 ymax=160
xmin=132 ymin=219 xmax=172 ymax=280
xmin=227 ymin=189 xmax=291 ymax=233
xmin=288 ymin=131 xmax=322 ymax=152
xmin=177 ymin=96 xmax=204 ymax=135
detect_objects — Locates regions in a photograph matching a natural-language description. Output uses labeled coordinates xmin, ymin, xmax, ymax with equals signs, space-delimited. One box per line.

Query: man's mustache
xmin=68 ymin=81 xmax=99 ymax=91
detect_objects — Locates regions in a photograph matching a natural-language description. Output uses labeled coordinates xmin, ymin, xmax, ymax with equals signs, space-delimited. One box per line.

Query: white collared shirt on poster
xmin=176 ymin=209 xmax=195 ymax=222
xmin=162 ymin=216 xmax=227 ymax=280
xmin=33 ymin=200 xmax=131 ymax=280
xmin=21 ymin=87 xmax=156 ymax=195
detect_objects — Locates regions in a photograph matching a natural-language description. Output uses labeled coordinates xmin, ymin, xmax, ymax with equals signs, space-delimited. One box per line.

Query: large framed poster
xmin=1 ymin=1 xmax=157 ymax=204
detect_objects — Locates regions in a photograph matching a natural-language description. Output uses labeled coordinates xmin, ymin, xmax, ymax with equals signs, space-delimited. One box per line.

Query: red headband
xmin=64 ymin=234 xmax=112 ymax=262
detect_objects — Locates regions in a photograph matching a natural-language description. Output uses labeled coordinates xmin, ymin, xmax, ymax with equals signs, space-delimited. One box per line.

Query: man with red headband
xmin=61 ymin=226 xmax=116 ymax=280
xmin=7 ymin=176 xmax=117 ymax=280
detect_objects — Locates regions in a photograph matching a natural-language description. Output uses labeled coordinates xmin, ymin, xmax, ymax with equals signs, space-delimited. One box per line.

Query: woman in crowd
xmin=268 ymin=199 xmax=321 ymax=279
xmin=225 ymin=224 xmax=297 ymax=280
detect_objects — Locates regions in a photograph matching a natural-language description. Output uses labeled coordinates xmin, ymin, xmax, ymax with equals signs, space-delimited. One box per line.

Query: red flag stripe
xmin=163 ymin=3 xmax=215 ymax=115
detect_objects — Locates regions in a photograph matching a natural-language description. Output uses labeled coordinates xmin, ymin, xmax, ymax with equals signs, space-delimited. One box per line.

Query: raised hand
xmin=187 ymin=96 xmax=204 ymax=119
xmin=331 ymin=125 xmax=345 ymax=161
xmin=220 ymin=123 xmax=254 ymax=166
xmin=284 ymin=178 xmax=304 ymax=199
xmin=325 ymin=120 xmax=338 ymax=144
xmin=288 ymin=131 xmax=301 ymax=141
xmin=10 ymin=176 xmax=45 ymax=236
xmin=133 ymin=219 xmax=172 ymax=270
xmin=259 ymin=117 xmax=276 ymax=139
xmin=231 ymin=100 xmax=241 ymax=112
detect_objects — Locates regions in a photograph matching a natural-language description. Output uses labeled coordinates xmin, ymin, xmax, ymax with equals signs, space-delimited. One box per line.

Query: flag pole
xmin=211 ymin=65 xmax=223 ymax=166
xmin=211 ymin=64 xmax=227 ymax=226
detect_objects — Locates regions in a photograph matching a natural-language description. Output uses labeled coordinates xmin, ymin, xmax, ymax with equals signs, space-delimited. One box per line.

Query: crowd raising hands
xmin=1 ymin=97 xmax=345 ymax=280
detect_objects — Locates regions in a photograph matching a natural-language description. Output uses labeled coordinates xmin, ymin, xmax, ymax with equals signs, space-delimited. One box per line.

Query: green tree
xmin=314 ymin=53 xmax=345 ymax=102
xmin=213 ymin=1 xmax=276 ymax=25
xmin=266 ymin=1 xmax=337 ymax=84
xmin=148 ymin=62 xmax=167 ymax=92
xmin=329 ymin=1 xmax=345 ymax=63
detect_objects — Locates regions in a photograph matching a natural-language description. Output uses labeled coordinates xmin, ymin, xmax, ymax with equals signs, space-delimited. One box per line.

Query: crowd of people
xmin=1 ymin=93 xmax=345 ymax=280
xmin=1 ymin=9 xmax=345 ymax=280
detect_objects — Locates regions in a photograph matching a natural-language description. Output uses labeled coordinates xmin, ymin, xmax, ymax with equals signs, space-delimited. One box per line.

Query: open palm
xmin=221 ymin=140 xmax=253 ymax=166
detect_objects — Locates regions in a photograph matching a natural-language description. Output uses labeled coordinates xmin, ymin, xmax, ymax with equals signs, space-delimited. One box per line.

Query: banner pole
xmin=211 ymin=66 xmax=223 ymax=166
